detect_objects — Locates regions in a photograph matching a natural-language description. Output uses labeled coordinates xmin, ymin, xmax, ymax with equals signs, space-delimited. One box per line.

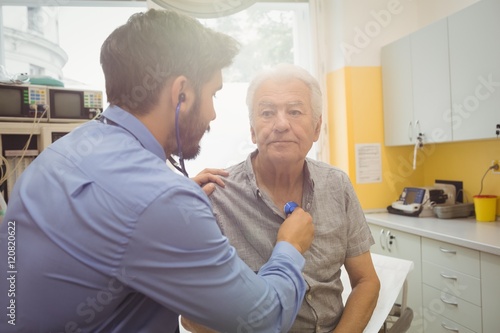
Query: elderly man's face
xmin=250 ymin=78 xmax=321 ymax=165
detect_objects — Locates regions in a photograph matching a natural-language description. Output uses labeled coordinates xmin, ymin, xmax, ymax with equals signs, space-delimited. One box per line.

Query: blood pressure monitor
xmin=388 ymin=186 xmax=449 ymax=217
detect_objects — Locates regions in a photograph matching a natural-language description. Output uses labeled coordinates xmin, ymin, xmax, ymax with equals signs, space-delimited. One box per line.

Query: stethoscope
xmin=168 ymin=93 xmax=189 ymax=177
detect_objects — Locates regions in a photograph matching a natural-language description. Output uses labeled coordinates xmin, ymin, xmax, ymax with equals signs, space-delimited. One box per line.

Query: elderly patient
xmin=183 ymin=64 xmax=380 ymax=333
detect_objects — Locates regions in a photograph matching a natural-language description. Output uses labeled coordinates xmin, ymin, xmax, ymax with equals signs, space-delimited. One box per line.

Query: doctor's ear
xmin=171 ymin=75 xmax=190 ymax=108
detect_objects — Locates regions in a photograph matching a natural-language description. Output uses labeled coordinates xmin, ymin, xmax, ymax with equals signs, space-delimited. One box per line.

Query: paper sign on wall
xmin=355 ymin=143 xmax=382 ymax=184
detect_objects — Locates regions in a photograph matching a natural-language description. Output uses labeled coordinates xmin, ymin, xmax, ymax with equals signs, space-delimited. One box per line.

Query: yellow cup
xmin=473 ymin=195 xmax=498 ymax=222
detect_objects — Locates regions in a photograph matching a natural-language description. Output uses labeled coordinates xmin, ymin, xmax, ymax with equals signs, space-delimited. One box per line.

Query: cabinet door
xmin=422 ymin=261 xmax=481 ymax=306
xmin=421 ymin=238 xmax=480 ymax=278
xmin=381 ymin=36 xmax=415 ymax=146
xmin=448 ymin=0 xmax=500 ymax=141
xmin=410 ymin=19 xmax=452 ymax=143
xmin=425 ymin=314 xmax=476 ymax=333
xmin=368 ymin=224 xmax=423 ymax=333
xmin=423 ymin=285 xmax=482 ymax=333
xmin=481 ymin=252 xmax=500 ymax=333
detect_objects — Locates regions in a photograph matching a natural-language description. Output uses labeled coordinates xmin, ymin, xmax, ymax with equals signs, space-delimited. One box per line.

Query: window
xmin=29 ymin=64 xmax=44 ymax=76
xmin=0 ymin=2 xmax=314 ymax=176
xmin=186 ymin=2 xmax=314 ymax=175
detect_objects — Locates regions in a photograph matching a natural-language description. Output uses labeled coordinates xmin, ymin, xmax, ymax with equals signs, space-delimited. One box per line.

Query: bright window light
xmin=0 ymin=2 xmax=314 ymax=176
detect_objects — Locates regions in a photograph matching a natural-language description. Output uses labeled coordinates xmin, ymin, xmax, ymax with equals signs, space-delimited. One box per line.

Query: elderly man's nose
xmin=273 ymin=112 xmax=290 ymax=131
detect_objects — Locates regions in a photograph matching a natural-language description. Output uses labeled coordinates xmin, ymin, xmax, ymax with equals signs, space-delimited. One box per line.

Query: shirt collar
xmin=243 ymin=149 xmax=315 ymax=198
xmin=101 ymin=105 xmax=167 ymax=161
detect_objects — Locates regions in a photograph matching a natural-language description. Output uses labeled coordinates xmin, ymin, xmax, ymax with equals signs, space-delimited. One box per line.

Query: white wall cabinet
xmin=447 ymin=0 xmax=500 ymax=142
xmin=381 ymin=36 xmax=414 ymax=146
xmin=382 ymin=18 xmax=452 ymax=146
xmin=410 ymin=19 xmax=452 ymax=144
xmin=368 ymin=224 xmax=423 ymax=333
xmin=382 ymin=0 xmax=500 ymax=145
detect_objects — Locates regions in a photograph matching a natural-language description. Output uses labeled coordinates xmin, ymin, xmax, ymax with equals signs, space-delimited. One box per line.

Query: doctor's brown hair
xmin=100 ymin=9 xmax=239 ymax=115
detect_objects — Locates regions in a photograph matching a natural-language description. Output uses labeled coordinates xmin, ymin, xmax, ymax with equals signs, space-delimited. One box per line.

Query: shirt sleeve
xmin=342 ymin=173 xmax=375 ymax=257
xmin=119 ymin=182 xmax=306 ymax=333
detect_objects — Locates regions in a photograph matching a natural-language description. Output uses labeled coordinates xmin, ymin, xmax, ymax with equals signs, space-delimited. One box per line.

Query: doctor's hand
xmin=191 ymin=168 xmax=228 ymax=196
xmin=277 ymin=208 xmax=314 ymax=254
xmin=180 ymin=316 xmax=219 ymax=333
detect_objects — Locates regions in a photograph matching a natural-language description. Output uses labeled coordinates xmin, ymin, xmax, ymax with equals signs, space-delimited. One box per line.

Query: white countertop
xmin=365 ymin=212 xmax=500 ymax=256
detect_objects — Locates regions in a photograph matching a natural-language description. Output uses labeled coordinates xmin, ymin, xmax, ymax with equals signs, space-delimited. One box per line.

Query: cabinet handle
xmin=441 ymin=322 xmax=459 ymax=332
xmin=386 ymin=230 xmax=395 ymax=252
xmin=439 ymin=247 xmax=457 ymax=255
xmin=440 ymin=273 xmax=458 ymax=281
xmin=380 ymin=229 xmax=386 ymax=250
xmin=415 ymin=120 xmax=422 ymax=135
xmin=440 ymin=296 xmax=458 ymax=306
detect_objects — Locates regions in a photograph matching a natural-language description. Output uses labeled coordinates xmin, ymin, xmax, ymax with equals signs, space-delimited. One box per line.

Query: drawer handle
xmin=440 ymin=296 xmax=458 ymax=306
xmin=380 ymin=229 xmax=386 ymax=250
xmin=439 ymin=247 xmax=457 ymax=254
xmin=386 ymin=230 xmax=394 ymax=252
xmin=441 ymin=322 xmax=459 ymax=332
xmin=440 ymin=273 xmax=458 ymax=281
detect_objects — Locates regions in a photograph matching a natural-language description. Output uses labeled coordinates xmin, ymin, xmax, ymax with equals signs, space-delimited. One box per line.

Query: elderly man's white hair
xmin=246 ymin=63 xmax=323 ymax=126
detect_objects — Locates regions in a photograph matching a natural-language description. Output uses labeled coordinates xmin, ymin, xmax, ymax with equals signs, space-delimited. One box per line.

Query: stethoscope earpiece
xmin=178 ymin=93 xmax=186 ymax=103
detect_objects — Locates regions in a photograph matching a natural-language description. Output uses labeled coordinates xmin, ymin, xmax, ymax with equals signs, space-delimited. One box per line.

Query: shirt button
xmin=307 ymin=294 xmax=312 ymax=301
xmin=306 ymin=202 xmax=311 ymax=210
xmin=316 ymin=325 xmax=321 ymax=332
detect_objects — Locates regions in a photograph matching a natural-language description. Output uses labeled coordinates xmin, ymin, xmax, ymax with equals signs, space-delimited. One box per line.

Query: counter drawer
xmin=422 ymin=238 xmax=479 ymax=277
xmin=423 ymin=284 xmax=481 ymax=333
xmin=425 ymin=313 xmax=477 ymax=333
xmin=422 ymin=261 xmax=481 ymax=306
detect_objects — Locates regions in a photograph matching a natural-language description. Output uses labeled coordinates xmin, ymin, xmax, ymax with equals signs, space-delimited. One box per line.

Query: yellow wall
xmin=327 ymin=65 xmax=500 ymax=212
xmin=324 ymin=0 xmax=500 ymax=214
xmin=327 ymin=66 xmax=425 ymax=209
xmin=423 ymin=139 xmax=500 ymax=212
xmin=327 ymin=67 xmax=349 ymax=172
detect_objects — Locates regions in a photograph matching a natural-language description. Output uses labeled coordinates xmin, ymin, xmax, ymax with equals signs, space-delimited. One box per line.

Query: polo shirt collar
xmin=243 ymin=149 xmax=315 ymax=202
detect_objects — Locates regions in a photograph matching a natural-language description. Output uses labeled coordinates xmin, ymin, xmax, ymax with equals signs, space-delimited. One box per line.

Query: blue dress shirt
xmin=0 ymin=105 xmax=306 ymax=333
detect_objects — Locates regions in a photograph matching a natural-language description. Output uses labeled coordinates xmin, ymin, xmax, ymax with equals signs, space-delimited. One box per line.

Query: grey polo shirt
xmin=210 ymin=151 xmax=375 ymax=333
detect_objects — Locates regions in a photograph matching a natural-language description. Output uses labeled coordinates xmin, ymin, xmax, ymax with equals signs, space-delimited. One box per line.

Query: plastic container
xmin=433 ymin=203 xmax=474 ymax=219
xmin=473 ymin=195 xmax=497 ymax=222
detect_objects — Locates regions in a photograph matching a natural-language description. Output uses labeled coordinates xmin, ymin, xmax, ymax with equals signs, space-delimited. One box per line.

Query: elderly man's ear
xmin=314 ymin=115 xmax=322 ymax=141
